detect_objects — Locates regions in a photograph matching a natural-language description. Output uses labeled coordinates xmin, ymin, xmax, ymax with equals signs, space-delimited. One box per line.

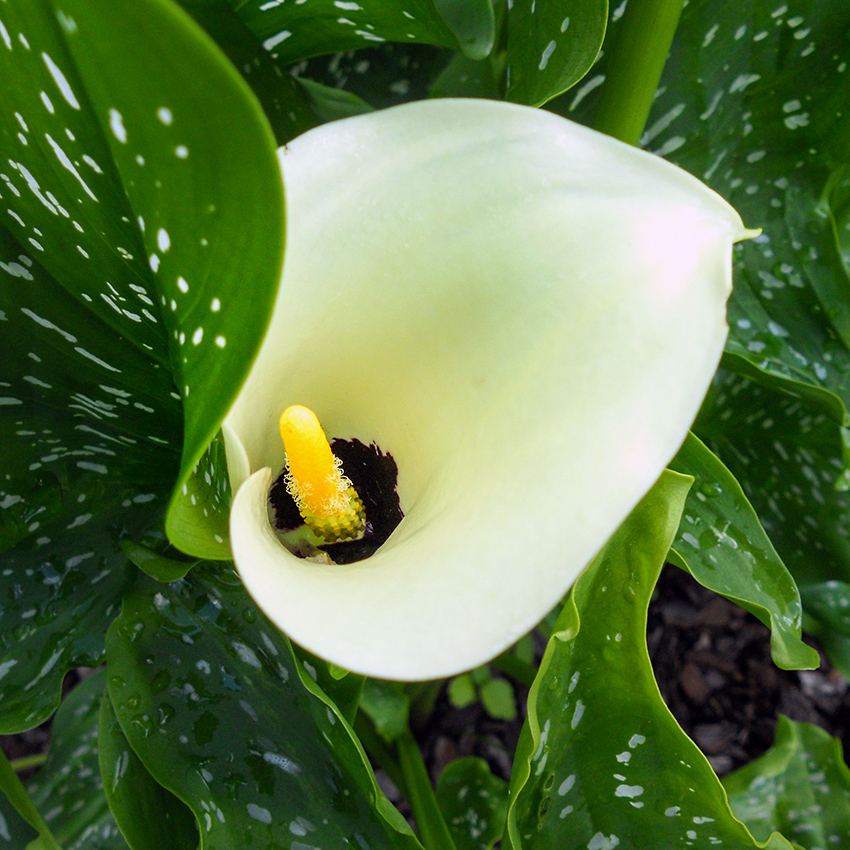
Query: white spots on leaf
xmin=0 ymin=397 xmax=22 ymax=406
xmin=76 ymin=461 xmax=108 ymax=474
xmin=334 ymin=0 xmax=362 ymax=8
xmin=558 ymin=774 xmax=575 ymax=795
xmin=357 ymin=30 xmax=384 ymax=42
xmin=246 ymin=804 xmax=272 ymax=824
xmin=21 ymin=308 xmax=77 ymax=342
xmin=654 ymin=136 xmax=686 ymax=156
xmin=14 ymin=112 xmax=28 ymax=133
xmin=74 ymin=347 xmax=121 ymax=372
xmin=539 ymin=40 xmax=556 ymax=71
xmin=41 ymin=53 xmax=80 ymax=109
xmin=157 ymin=106 xmax=173 ymax=125
xmin=588 ymin=833 xmax=620 ymax=850
xmin=177 ymin=276 xmax=189 ymax=293
xmin=783 ymin=98 xmax=802 ymax=113
xmin=734 ymin=24 xmax=747 ymax=40
xmin=615 ymin=784 xmax=643 ymax=799
xmin=149 ymin=254 xmax=159 ymax=272
xmin=728 ymin=73 xmax=761 ymax=94
xmin=109 ymin=108 xmax=127 ymax=143
xmin=1 ymin=260 xmax=33 ymax=280
xmin=569 ymin=74 xmax=605 ymax=111
xmin=40 ymin=91 xmax=55 ymax=114
xmin=137 ymin=215 xmax=145 ymax=233
xmin=628 ymin=733 xmax=646 ymax=748
xmin=192 ymin=328 xmax=203 ymax=345
xmin=665 ymin=806 xmax=681 ymax=817
xmin=702 ymin=24 xmax=719 ymax=47
xmin=560 ymin=16 xmax=570 ymax=32
xmin=174 ymin=145 xmax=189 ymax=159
xmin=157 ymin=228 xmax=170 ymax=252
xmin=641 ymin=103 xmax=685 ymax=145
xmin=0 ymin=19 xmax=11 ymax=50
xmin=570 ymin=700 xmax=585 ymax=729
xmin=263 ymin=752 xmax=303 ymax=774
xmin=785 ymin=112 xmax=810 ymax=129
xmin=210 ymin=298 xmax=220 ymax=312
xmin=44 ymin=134 xmax=98 ymax=201
xmin=263 ymin=30 xmax=292 ymax=51
xmin=214 ymin=335 xmax=226 ymax=348
xmin=615 ymin=751 xmax=632 ymax=764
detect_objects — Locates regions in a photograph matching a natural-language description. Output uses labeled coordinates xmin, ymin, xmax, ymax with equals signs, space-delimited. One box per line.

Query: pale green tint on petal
xmin=226 ymin=99 xmax=750 ymax=680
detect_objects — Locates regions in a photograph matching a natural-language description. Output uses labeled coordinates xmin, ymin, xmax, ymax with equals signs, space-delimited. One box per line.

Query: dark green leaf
xmin=41 ymin=0 xmax=284 ymax=559
xmin=0 ymin=671 xmax=130 ymax=850
xmin=295 ymin=43 xmax=450 ymax=110
xmin=697 ymin=371 xmax=850 ymax=676
xmin=436 ymin=758 xmax=507 ymax=850
xmin=121 ymin=540 xmax=197 ymax=584
xmin=669 ymin=432 xmax=818 ymax=670
xmin=174 ymin=0 xmax=316 ymax=144
xmin=296 ymin=78 xmax=376 ymax=122
xmin=105 ymin=564 xmax=420 ymax=849
xmin=507 ymin=0 xmax=607 ymax=106
xmin=447 ymin=675 xmax=477 ymax=710
xmin=228 ymin=0 xmax=491 ymax=64
xmin=556 ymin=0 xmax=850 ymax=424
xmin=98 ymin=688 xmax=198 ymax=850
xmin=504 ymin=471 xmax=795 ymax=850
xmin=723 ymin=716 xmax=850 ymax=849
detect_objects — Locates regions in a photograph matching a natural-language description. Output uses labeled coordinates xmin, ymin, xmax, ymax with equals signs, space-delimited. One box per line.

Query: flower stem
xmin=592 ymin=0 xmax=684 ymax=146
xmin=9 ymin=754 xmax=48 ymax=773
xmin=0 ymin=747 xmax=62 ymax=850
xmin=397 ymin=730 xmax=458 ymax=850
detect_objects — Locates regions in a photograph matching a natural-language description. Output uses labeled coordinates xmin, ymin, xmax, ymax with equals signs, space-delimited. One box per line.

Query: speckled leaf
xmin=295 ymin=43 xmax=449 ymax=110
xmin=0 ymin=671 xmax=130 ymax=850
xmin=98 ymin=689 xmax=198 ymax=850
xmin=229 ymin=0 xmax=493 ymax=64
xmin=436 ymin=757 xmax=507 ymax=850
xmin=669 ymin=433 xmax=818 ymax=671
xmin=105 ymin=564 xmax=421 ymax=850
xmin=697 ymin=371 xmax=850 ymax=677
xmin=556 ymin=0 xmax=850 ymax=425
xmin=504 ymin=471 xmax=796 ymax=850
xmin=506 ymin=0 xmax=607 ymax=106
xmin=723 ymin=716 xmax=850 ymax=849
xmin=0 ymin=226 xmax=178 ymax=732
xmin=46 ymin=0 xmax=283 ymax=558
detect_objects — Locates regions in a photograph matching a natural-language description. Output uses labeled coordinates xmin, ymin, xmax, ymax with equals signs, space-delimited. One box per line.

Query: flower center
xmin=279 ymin=405 xmax=366 ymax=543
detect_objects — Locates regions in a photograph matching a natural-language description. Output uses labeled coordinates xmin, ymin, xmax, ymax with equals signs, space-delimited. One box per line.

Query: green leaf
xmin=98 ymin=688 xmax=198 ymax=850
xmin=296 ymin=78 xmax=376 ymax=122
xmin=507 ymin=0 xmax=607 ymax=106
xmin=447 ymin=675 xmax=477 ymax=710
xmin=723 ymin=716 xmax=850 ymax=849
xmin=0 ymin=671 xmax=130 ymax=850
xmin=173 ymin=0 xmax=316 ymax=145
xmin=669 ymin=432 xmax=818 ymax=670
xmin=121 ymin=540 xmax=197 ymax=584
xmin=697 ymin=371 xmax=850 ymax=676
xmin=557 ymin=0 xmax=850 ymax=424
xmin=436 ymin=758 xmax=508 ymax=850
xmin=228 ymin=0 xmax=492 ymax=63
xmin=504 ymin=470 xmax=795 ymax=850
xmin=359 ymin=679 xmax=411 ymax=745
xmin=479 ymin=679 xmax=516 ymax=722
xmin=296 ymin=43 xmax=449 ymax=110
xmin=38 ymin=0 xmax=285 ymax=559
xmin=105 ymin=564 xmax=421 ymax=850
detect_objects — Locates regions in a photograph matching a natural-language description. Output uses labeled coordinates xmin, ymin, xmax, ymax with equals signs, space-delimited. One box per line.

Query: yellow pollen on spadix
xmin=279 ymin=405 xmax=366 ymax=543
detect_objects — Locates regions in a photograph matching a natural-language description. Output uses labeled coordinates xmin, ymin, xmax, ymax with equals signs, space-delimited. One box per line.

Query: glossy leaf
xmin=98 ymin=690 xmax=198 ymax=850
xmin=105 ymin=564 xmax=421 ymax=850
xmin=557 ymin=0 xmax=850 ymax=424
xmin=173 ymin=0 xmax=316 ymax=145
xmin=507 ymin=0 xmax=607 ymax=106
xmin=0 ymin=671 xmax=130 ymax=850
xmin=504 ymin=471 xmax=795 ymax=850
xmin=697 ymin=372 xmax=850 ymax=676
xmin=39 ymin=0 xmax=284 ymax=559
xmin=436 ymin=758 xmax=508 ymax=850
xmin=295 ymin=43 xmax=449 ymax=110
xmin=229 ymin=0 xmax=493 ymax=63
xmin=723 ymin=716 xmax=850 ymax=849
xmin=669 ymin=432 xmax=818 ymax=670
xmin=0 ymin=226 xmax=174 ymax=730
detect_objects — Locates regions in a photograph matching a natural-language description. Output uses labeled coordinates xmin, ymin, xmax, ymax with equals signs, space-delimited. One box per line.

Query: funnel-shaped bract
xmin=224 ymin=99 xmax=750 ymax=681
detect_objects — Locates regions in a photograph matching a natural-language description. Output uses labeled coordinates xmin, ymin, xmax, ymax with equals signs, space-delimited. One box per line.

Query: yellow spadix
xmin=279 ymin=405 xmax=365 ymax=543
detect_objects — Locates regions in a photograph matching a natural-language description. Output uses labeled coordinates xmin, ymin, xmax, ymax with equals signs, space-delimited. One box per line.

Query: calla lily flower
xmin=223 ymin=99 xmax=750 ymax=681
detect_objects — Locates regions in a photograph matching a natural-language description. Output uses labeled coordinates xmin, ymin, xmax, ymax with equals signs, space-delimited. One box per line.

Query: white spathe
xmin=224 ymin=98 xmax=751 ymax=681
